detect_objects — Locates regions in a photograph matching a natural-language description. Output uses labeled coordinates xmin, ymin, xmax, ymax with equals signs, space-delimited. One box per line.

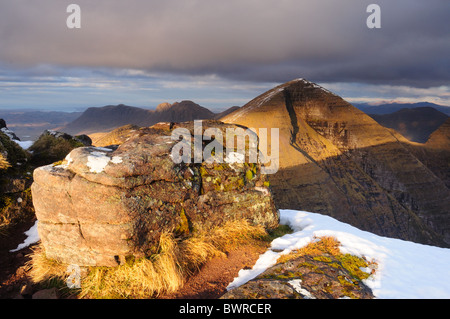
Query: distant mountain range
xmin=0 ymin=110 xmax=82 ymax=140
xmin=368 ymin=107 xmax=448 ymax=143
xmin=2 ymin=100 xmax=449 ymax=143
xmin=62 ymin=101 xmax=239 ymax=135
xmin=353 ymin=102 xmax=450 ymax=116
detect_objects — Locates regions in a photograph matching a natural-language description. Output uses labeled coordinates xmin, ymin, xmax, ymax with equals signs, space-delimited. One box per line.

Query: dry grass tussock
xmin=277 ymin=236 xmax=341 ymax=263
xmin=28 ymin=219 xmax=268 ymax=298
xmin=0 ymin=153 xmax=11 ymax=170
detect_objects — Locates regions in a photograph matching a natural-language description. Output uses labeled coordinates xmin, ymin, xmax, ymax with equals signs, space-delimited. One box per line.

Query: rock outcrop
xmin=221 ymin=79 xmax=450 ymax=247
xmin=88 ymin=124 xmax=140 ymax=147
xmin=29 ymin=130 xmax=92 ymax=166
xmin=31 ymin=121 xmax=279 ymax=267
xmin=222 ymin=254 xmax=374 ymax=299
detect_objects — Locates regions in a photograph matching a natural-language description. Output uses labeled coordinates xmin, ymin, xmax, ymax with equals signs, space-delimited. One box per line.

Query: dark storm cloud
xmin=0 ymin=0 xmax=449 ymax=87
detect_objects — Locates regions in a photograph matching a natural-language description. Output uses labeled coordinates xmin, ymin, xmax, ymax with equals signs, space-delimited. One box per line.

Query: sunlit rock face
xmin=222 ymin=78 xmax=450 ymax=247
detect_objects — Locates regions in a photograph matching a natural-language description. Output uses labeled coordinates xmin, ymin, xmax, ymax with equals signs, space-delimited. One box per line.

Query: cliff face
xmin=222 ymin=79 xmax=450 ymax=247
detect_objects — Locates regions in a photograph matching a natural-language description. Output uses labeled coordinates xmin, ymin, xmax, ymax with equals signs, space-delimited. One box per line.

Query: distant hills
xmin=3 ymin=100 xmax=449 ymax=144
xmin=69 ymin=100 xmax=446 ymax=145
xmin=0 ymin=110 xmax=82 ymax=140
xmin=368 ymin=107 xmax=448 ymax=143
xmin=354 ymin=102 xmax=450 ymax=116
xmin=427 ymin=118 xmax=450 ymax=149
xmin=62 ymin=101 xmax=238 ymax=135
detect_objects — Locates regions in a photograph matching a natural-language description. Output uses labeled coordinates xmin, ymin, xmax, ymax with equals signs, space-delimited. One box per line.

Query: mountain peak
xmin=63 ymin=100 xmax=216 ymax=135
xmin=222 ymin=79 xmax=450 ymax=248
xmin=156 ymin=102 xmax=172 ymax=112
xmin=284 ymin=78 xmax=336 ymax=95
xmin=222 ymin=78 xmax=339 ymax=123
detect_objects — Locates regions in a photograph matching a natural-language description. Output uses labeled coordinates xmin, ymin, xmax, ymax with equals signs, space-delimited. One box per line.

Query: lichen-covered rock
xmin=221 ymin=254 xmax=374 ymax=299
xmin=31 ymin=121 xmax=279 ymax=267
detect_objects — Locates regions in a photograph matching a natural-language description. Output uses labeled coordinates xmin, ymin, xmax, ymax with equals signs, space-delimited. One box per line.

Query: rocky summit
xmin=31 ymin=121 xmax=279 ymax=267
xmin=222 ymin=78 xmax=450 ymax=247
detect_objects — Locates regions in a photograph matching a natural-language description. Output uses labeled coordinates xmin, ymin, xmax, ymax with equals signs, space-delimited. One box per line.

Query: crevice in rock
xmin=283 ymin=89 xmax=299 ymax=146
xmin=283 ymin=89 xmax=317 ymax=165
xmin=77 ymin=221 xmax=85 ymax=240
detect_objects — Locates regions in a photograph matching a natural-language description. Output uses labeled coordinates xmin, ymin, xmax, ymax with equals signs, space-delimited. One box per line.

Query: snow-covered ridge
xmin=0 ymin=126 xmax=34 ymax=150
xmin=1 ymin=127 xmax=18 ymax=141
xmin=291 ymin=78 xmax=337 ymax=96
xmin=228 ymin=209 xmax=450 ymax=299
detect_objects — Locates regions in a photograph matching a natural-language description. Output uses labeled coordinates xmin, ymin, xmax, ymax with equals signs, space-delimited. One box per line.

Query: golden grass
xmin=277 ymin=236 xmax=341 ymax=264
xmin=28 ymin=219 xmax=268 ymax=299
xmin=0 ymin=153 xmax=11 ymax=170
xmin=27 ymin=245 xmax=68 ymax=283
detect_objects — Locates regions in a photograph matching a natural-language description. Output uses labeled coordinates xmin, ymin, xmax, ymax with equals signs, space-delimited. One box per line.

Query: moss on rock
xmin=222 ymin=237 xmax=376 ymax=299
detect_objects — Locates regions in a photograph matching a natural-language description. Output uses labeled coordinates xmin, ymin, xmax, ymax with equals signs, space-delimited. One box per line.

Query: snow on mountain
xmin=228 ymin=209 xmax=450 ymax=299
xmin=0 ymin=125 xmax=33 ymax=150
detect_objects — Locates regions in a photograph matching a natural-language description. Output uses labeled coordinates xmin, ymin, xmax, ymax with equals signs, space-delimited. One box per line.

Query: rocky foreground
xmin=31 ymin=121 xmax=278 ymax=267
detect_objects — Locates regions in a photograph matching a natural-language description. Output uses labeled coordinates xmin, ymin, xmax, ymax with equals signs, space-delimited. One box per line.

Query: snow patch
xmin=10 ymin=221 xmax=40 ymax=252
xmin=87 ymin=151 xmax=111 ymax=173
xmin=86 ymin=150 xmax=122 ymax=173
xmin=0 ymin=127 xmax=33 ymax=150
xmin=288 ymin=279 xmax=315 ymax=299
xmin=55 ymin=153 xmax=74 ymax=169
xmin=0 ymin=127 xmax=17 ymax=140
xmin=227 ymin=209 xmax=450 ymax=299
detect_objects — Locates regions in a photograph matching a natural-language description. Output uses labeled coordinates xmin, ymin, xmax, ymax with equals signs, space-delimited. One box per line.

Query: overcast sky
xmin=0 ymin=0 xmax=449 ymax=111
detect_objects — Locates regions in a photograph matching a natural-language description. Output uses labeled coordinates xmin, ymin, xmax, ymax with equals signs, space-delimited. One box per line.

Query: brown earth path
xmin=161 ymin=243 xmax=268 ymax=299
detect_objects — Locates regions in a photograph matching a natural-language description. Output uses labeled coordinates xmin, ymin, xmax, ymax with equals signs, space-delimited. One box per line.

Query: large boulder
xmin=31 ymin=121 xmax=279 ymax=267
